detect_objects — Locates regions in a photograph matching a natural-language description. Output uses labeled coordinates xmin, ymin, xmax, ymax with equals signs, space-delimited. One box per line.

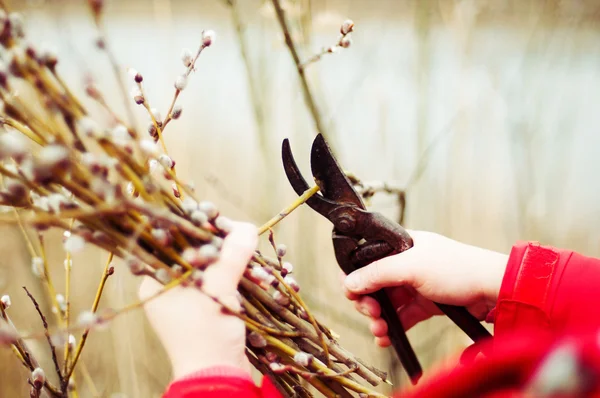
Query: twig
xmin=38 ymin=235 xmax=63 ymax=316
xmin=19 ymin=269 xmax=188 ymax=345
xmin=134 ymin=81 xmax=184 ymax=200
xmin=345 ymin=172 xmax=408 ymax=225
xmin=270 ymin=0 xmax=328 ymax=139
xmin=258 ymin=185 xmax=320 ymax=234
xmin=239 ymin=278 xmax=384 ymax=386
xmin=63 ymin=220 xmax=75 ymax=374
xmin=264 ymin=335 xmax=385 ymax=397
xmin=160 ymin=40 xmax=209 ymax=131
xmin=11 ymin=208 xmax=38 ymax=258
xmin=268 ymin=359 xmax=359 ymax=381
xmin=273 ymin=268 xmax=332 ymax=368
xmin=65 ymin=253 xmax=114 ymax=382
xmin=23 ymin=286 xmax=64 ymax=391
xmin=299 ymin=25 xmax=353 ymax=70
xmin=265 ymin=231 xmax=332 ymax=367
xmin=246 ymin=349 xmax=297 ymax=397
xmin=1 ymin=319 xmax=63 ymax=397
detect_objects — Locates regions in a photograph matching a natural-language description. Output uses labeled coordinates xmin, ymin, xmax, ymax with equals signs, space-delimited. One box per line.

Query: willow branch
xmin=65 ymin=253 xmax=114 ymax=381
xmin=258 ymin=185 xmax=320 ymax=235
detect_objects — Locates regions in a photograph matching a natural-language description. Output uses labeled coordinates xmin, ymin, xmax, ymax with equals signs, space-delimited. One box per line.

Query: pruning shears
xmin=281 ymin=134 xmax=492 ymax=384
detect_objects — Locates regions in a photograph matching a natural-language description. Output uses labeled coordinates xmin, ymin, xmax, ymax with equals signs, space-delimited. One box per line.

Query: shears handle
xmin=370 ymin=289 xmax=423 ymax=384
xmin=435 ymin=303 xmax=491 ymax=342
xmin=336 ymin=236 xmax=423 ymax=384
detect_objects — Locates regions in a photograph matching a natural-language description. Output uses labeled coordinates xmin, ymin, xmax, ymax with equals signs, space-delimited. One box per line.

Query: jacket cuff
xmin=491 ymin=241 xmax=560 ymax=336
xmin=163 ymin=366 xmax=256 ymax=398
xmin=174 ymin=365 xmax=254 ymax=382
xmin=163 ymin=366 xmax=282 ymax=398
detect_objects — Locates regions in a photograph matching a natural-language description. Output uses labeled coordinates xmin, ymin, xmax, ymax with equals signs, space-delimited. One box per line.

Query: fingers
xmin=369 ymin=318 xmax=388 ymax=337
xmin=386 ymin=286 xmax=416 ymax=309
xmin=343 ymin=250 xmax=419 ymax=295
xmin=375 ymin=336 xmax=391 ymax=348
xmin=354 ymin=296 xmax=381 ymax=318
xmin=359 ymin=296 xmax=441 ymax=347
xmin=344 ymin=286 xmax=361 ymax=301
xmin=397 ymin=301 xmax=434 ymax=331
xmin=202 ymin=221 xmax=258 ymax=297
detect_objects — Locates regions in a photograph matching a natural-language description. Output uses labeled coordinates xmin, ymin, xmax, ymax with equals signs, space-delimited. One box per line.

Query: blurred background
xmin=1 ymin=0 xmax=600 ymax=396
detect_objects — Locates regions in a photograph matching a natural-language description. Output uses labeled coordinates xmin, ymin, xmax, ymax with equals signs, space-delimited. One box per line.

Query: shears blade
xmin=281 ymin=137 xmax=339 ymax=218
xmin=310 ymin=134 xmax=366 ymax=210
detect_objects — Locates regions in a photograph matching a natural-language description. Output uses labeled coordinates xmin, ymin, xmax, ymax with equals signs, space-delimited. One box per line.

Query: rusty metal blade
xmin=281 ymin=138 xmax=339 ymax=218
xmin=310 ymin=134 xmax=366 ymax=210
xmin=282 ymin=139 xmax=310 ymax=196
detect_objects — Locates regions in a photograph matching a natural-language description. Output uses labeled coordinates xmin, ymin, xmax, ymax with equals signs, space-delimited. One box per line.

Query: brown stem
xmin=246 ymin=348 xmax=296 ymax=397
xmin=345 ymin=172 xmax=408 ymax=225
xmin=264 ymin=231 xmax=332 ymax=367
xmin=239 ymin=278 xmax=382 ymax=386
xmin=270 ymin=360 xmax=359 ymax=381
xmin=273 ymin=269 xmax=332 ymax=368
xmin=1 ymin=294 xmax=61 ymax=396
xmin=264 ymin=335 xmax=385 ymax=396
xmin=299 ymin=31 xmax=352 ymax=70
xmin=23 ymin=287 xmax=64 ymax=391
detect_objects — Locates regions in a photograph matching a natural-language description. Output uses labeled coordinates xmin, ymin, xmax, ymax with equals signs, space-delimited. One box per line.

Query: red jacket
xmin=162 ymin=241 xmax=600 ymax=397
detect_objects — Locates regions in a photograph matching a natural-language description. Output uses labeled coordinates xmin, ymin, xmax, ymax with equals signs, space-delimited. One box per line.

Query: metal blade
xmin=281 ymin=138 xmax=339 ymax=218
xmin=310 ymin=134 xmax=366 ymax=210
xmin=282 ymin=139 xmax=310 ymax=196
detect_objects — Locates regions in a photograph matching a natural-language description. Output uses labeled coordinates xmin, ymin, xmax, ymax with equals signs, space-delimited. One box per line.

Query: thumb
xmin=343 ymin=249 xmax=419 ymax=295
xmin=202 ymin=221 xmax=258 ymax=296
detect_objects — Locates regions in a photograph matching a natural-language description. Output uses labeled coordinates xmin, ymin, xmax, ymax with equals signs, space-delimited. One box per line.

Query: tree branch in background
xmin=270 ymin=0 xmax=328 ymax=138
xmin=300 ymin=20 xmax=354 ymax=69
xmin=346 ymin=172 xmax=408 ymax=225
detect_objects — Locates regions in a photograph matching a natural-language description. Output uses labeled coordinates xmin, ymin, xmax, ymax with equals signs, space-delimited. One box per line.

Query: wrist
xmin=481 ymin=249 xmax=509 ymax=309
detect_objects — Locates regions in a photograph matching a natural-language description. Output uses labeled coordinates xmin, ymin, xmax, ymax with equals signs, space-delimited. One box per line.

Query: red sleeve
xmin=394 ymin=241 xmax=600 ymax=398
xmin=491 ymin=241 xmax=600 ymax=337
xmin=161 ymin=366 xmax=283 ymax=398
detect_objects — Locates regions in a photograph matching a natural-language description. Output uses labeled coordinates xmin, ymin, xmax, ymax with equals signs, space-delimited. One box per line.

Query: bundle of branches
xmin=0 ymin=4 xmax=389 ymax=398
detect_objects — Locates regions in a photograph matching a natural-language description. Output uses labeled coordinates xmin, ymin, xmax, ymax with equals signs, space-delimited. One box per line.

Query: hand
xmin=139 ymin=221 xmax=258 ymax=380
xmin=342 ymin=230 xmax=508 ymax=347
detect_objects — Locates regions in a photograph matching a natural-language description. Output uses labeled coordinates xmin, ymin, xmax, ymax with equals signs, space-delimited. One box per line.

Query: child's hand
xmin=139 ymin=222 xmax=258 ymax=380
xmin=342 ymin=230 xmax=508 ymax=347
